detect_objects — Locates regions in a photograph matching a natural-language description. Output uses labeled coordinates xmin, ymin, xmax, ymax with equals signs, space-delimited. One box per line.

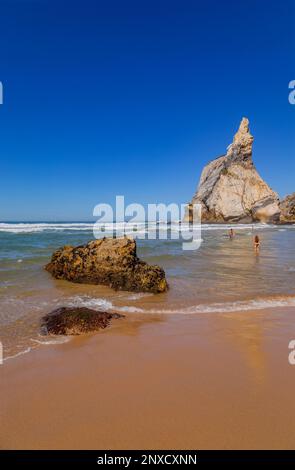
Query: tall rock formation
xmin=280 ymin=193 xmax=295 ymax=223
xmin=186 ymin=118 xmax=280 ymax=223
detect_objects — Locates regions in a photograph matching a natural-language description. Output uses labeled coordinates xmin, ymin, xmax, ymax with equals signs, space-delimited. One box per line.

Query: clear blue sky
xmin=0 ymin=0 xmax=294 ymax=221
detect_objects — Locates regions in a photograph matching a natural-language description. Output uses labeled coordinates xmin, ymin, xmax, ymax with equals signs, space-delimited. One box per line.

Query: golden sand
xmin=1 ymin=308 xmax=295 ymax=449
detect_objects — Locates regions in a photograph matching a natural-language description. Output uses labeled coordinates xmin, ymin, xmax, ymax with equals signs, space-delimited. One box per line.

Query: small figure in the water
xmin=229 ymin=228 xmax=235 ymax=239
xmin=253 ymin=234 xmax=260 ymax=254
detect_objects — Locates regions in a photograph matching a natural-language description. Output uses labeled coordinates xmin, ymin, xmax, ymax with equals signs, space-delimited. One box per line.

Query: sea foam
xmin=67 ymin=294 xmax=295 ymax=315
xmin=0 ymin=221 xmax=292 ymax=234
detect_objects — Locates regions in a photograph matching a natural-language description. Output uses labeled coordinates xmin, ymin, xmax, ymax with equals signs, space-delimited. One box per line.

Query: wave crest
xmin=67 ymin=295 xmax=295 ymax=315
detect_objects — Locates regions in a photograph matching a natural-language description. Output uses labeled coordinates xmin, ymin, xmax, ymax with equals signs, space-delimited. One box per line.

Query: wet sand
xmin=1 ymin=307 xmax=295 ymax=449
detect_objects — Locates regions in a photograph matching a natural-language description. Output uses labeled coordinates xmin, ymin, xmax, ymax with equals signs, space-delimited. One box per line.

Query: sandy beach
xmin=1 ymin=0 xmax=294 ymax=457
xmin=1 ymin=224 xmax=295 ymax=450
xmin=2 ymin=306 xmax=295 ymax=450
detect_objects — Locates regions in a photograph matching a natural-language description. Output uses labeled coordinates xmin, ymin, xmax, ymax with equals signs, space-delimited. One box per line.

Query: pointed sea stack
xmin=185 ymin=118 xmax=280 ymax=223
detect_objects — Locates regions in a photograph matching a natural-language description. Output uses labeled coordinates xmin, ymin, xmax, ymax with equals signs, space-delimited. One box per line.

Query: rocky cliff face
xmin=186 ymin=118 xmax=280 ymax=223
xmin=280 ymin=193 xmax=295 ymax=223
xmin=45 ymin=237 xmax=168 ymax=293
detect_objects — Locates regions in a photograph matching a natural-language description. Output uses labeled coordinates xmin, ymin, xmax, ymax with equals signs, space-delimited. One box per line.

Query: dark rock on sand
xmin=41 ymin=307 xmax=124 ymax=335
xmin=45 ymin=237 xmax=168 ymax=293
xmin=280 ymin=193 xmax=295 ymax=223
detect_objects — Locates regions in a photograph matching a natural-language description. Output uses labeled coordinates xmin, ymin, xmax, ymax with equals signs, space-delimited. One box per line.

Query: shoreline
xmin=2 ymin=307 xmax=295 ymax=450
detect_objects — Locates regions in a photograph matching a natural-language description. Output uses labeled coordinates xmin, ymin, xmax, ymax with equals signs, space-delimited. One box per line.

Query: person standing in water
xmin=253 ymin=234 xmax=260 ymax=254
xmin=229 ymin=228 xmax=235 ymax=239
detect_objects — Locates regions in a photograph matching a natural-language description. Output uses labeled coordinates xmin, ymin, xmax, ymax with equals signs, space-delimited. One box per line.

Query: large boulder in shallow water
xmin=42 ymin=307 xmax=124 ymax=335
xmin=185 ymin=118 xmax=281 ymax=223
xmin=45 ymin=237 xmax=168 ymax=293
xmin=280 ymin=193 xmax=295 ymax=223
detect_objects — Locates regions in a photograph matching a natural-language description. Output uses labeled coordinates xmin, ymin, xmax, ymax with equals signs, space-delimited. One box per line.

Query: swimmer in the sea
xmin=229 ymin=228 xmax=235 ymax=239
xmin=253 ymin=234 xmax=260 ymax=254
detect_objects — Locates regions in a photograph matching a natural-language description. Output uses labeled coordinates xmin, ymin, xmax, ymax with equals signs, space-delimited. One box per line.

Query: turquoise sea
xmin=1 ymin=222 xmax=295 ymax=360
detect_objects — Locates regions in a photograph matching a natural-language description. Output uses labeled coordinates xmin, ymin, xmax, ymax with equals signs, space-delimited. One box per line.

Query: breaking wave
xmin=0 ymin=221 xmax=291 ymax=234
xmin=31 ymin=336 xmax=71 ymax=345
xmin=3 ymin=347 xmax=32 ymax=362
xmin=67 ymin=294 xmax=295 ymax=315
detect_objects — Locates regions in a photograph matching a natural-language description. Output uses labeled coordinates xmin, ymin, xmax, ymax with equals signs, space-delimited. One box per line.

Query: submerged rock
xmin=185 ymin=118 xmax=280 ymax=223
xmin=41 ymin=307 xmax=124 ymax=335
xmin=45 ymin=237 xmax=168 ymax=293
xmin=280 ymin=193 xmax=295 ymax=223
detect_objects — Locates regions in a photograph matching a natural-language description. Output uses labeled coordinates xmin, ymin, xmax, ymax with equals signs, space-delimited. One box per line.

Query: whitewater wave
xmin=67 ymin=296 xmax=114 ymax=311
xmin=0 ymin=221 xmax=290 ymax=234
xmin=31 ymin=336 xmax=71 ymax=345
xmin=3 ymin=337 xmax=70 ymax=364
xmin=125 ymin=292 xmax=154 ymax=300
xmin=67 ymin=295 xmax=295 ymax=315
xmin=3 ymin=347 xmax=32 ymax=362
xmin=0 ymin=222 xmax=95 ymax=233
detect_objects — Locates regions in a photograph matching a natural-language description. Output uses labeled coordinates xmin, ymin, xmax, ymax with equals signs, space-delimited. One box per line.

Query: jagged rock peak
xmin=233 ymin=117 xmax=251 ymax=142
xmin=185 ymin=118 xmax=281 ymax=223
xmin=226 ymin=117 xmax=254 ymax=167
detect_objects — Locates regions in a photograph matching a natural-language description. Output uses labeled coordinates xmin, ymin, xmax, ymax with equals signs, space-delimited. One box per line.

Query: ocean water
xmin=1 ymin=221 xmax=295 ymax=360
